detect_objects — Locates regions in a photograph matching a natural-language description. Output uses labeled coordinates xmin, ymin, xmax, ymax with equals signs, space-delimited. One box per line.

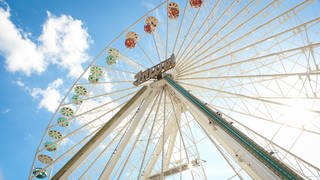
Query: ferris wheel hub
xmin=133 ymin=54 xmax=176 ymax=86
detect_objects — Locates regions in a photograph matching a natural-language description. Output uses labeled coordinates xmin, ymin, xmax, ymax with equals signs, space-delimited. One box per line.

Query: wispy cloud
xmin=13 ymin=79 xmax=25 ymax=87
xmin=1 ymin=108 xmax=11 ymax=114
xmin=23 ymin=132 xmax=34 ymax=141
xmin=31 ymin=78 xmax=63 ymax=112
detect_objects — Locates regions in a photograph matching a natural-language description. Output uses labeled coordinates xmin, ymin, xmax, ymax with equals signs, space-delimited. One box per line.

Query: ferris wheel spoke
xmin=31 ymin=126 xmax=101 ymax=179
xmin=180 ymin=18 xmax=320 ymax=76
xmin=210 ymin=107 xmax=310 ymax=179
xmin=65 ymin=124 xmax=129 ymax=174
xmin=165 ymin=0 xmax=169 ymax=59
xmin=48 ymin=103 xmax=125 ymax=154
xmin=180 ymin=81 xmax=320 ymax=114
xmin=178 ymin=71 xmax=320 ymax=81
xmin=76 ymin=80 xmax=133 ymax=86
xmin=136 ymin=89 xmax=164 ymax=179
xmin=224 ymin=113 xmax=320 ymax=178
xmin=251 ymin=133 xmax=318 ymax=178
xmin=206 ymin=95 xmax=320 ymax=100
xmin=137 ymin=43 xmax=155 ymax=66
xmin=119 ymin=145 xmax=145 ymax=178
xmin=208 ymin=71 xmax=309 ymax=94
xmin=99 ymin=88 xmax=160 ymax=179
xmin=182 ymin=112 xmax=208 ymax=179
xmin=209 ymin=102 xmax=320 ymax=137
xmin=303 ymin=25 xmax=319 ymax=70
xmin=175 ymin=5 xmax=202 ymax=59
xmin=120 ymin=54 xmax=147 ymax=71
xmin=172 ymin=0 xmax=189 ymax=57
xmin=78 ymin=118 xmax=132 ymax=179
xmin=177 ymin=28 xmax=307 ymax=78
xmin=182 ymin=0 xmax=314 ymax=71
xmin=189 ymin=108 xmax=245 ymax=179
xmin=281 ymin=129 xmax=304 ymax=160
xmin=60 ymin=88 xmax=137 ymax=108
xmin=152 ymin=33 xmax=162 ymax=63
xmin=53 ymin=87 xmax=152 ymax=179
xmin=177 ymin=0 xmax=238 ymax=65
xmin=179 ymin=41 xmax=319 ymax=79
xmin=96 ymin=110 xmax=139 ymax=178
xmin=53 ymin=121 xmax=136 ymax=179
xmin=37 ymin=122 xmax=101 ymax=156
xmin=98 ymin=109 xmax=146 ymax=178
xmin=142 ymin=109 xmax=178 ymax=178
xmin=177 ymin=0 xmax=279 ymax=69
xmin=182 ymin=82 xmax=287 ymax=107
xmin=119 ymin=90 xmax=161 ymax=178
xmin=193 ymin=75 xmax=316 ymax=101
xmin=180 ymin=0 xmax=315 ymax=73
xmin=39 ymin=102 xmax=126 ymax=155
xmin=175 ymin=0 xmax=221 ymax=66
xmin=117 ymin=90 xmax=162 ymax=179
xmin=178 ymin=0 xmax=254 ymax=67
xmin=104 ymin=66 xmax=136 ymax=75
xmin=156 ymin=30 xmax=167 ymax=60
xmin=56 ymin=91 xmax=136 ymax=124
xmin=73 ymin=86 xmax=139 ymax=103
xmin=168 ymin=92 xmax=196 ymax=180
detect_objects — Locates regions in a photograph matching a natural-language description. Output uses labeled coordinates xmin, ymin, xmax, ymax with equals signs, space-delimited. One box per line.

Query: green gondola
xmin=74 ymin=86 xmax=87 ymax=96
xmin=106 ymin=55 xmax=117 ymax=65
xmin=72 ymin=95 xmax=82 ymax=105
xmin=88 ymin=74 xmax=99 ymax=83
xmin=60 ymin=107 xmax=74 ymax=117
xmin=33 ymin=168 xmax=47 ymax=178
xmin=90 ymin=66 xmax=104 ymax=77
xmin=44 ymin=141 xmax=57 ymax=151
xmin=57 ymin=117 xmax=70 ymax=127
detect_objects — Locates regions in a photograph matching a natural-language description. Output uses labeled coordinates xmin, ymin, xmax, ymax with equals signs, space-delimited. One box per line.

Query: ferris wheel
xmin=29 ymin=0 xmax=320 ymax=179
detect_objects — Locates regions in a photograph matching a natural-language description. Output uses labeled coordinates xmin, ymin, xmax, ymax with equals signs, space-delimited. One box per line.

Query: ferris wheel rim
xmin=30 ymin=0 xmax=320 ymax=179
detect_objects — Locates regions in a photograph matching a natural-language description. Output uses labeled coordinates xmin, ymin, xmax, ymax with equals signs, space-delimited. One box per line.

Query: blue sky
xmin=1 ymin=0 xmax=320 ymax=179
xmin=0 ymin=0 xmax=156 ymax=179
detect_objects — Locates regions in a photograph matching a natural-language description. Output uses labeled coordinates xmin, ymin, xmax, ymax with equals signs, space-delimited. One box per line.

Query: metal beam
xmin=148 ymin=159 xmax=201 ymax=179
xmin=52 ymin=86 xmax=150 ymax=179
xmin=165 ymin=76 xmax=302 ymax=180
xmin=163 ymin=123 xmax=178 ymax=170
xmin=99 ymin=89 xmax=159 ymax=179
xmin=142 ymin=109 xmax=180 ymax=179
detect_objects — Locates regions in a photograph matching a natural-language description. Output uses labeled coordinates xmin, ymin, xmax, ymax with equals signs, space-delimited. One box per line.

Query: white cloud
xmin=39 ymin=12 xmax=91 ymax=77
xmin=31 ymin=78 xmax=63 ymax=112
xmin=0 ymin=6 xmax=45 ymax=75
xmin=0 ymin=4 xmax=91 ymax=78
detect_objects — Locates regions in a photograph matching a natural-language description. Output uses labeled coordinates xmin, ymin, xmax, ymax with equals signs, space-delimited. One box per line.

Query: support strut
xmin=52 ymin=86 xmax=150 ymax=179
xmin=165 ymin=76 xmax=302 ymax=180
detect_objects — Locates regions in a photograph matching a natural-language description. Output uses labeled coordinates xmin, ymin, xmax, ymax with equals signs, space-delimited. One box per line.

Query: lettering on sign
xmin=134 ymin=54 xmax=176 ymax=86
